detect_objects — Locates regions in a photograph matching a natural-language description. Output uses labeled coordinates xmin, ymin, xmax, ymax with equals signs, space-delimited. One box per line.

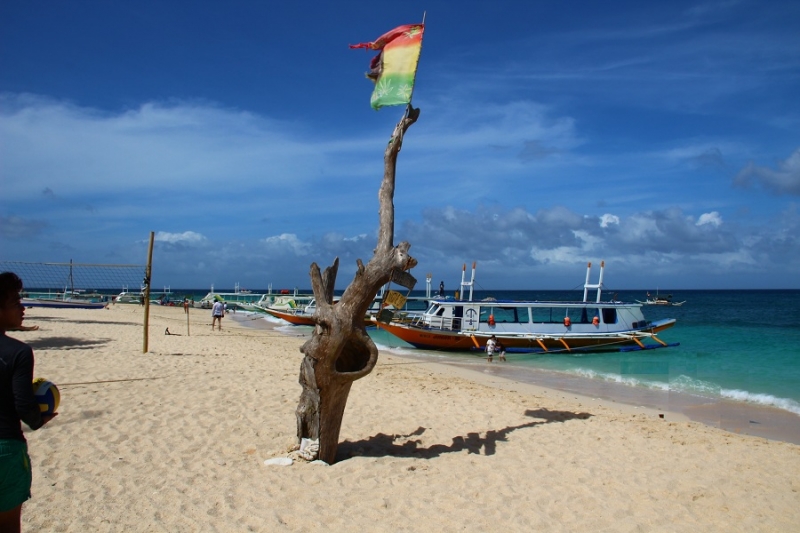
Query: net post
xmin=143 ymin=232 xmax=155 ymax=353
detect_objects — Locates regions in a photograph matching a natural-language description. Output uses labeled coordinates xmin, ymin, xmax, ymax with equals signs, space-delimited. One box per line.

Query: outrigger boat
xmin=261 ymin=298 xmax=374 ymax=327
xmin=22 ymin=297 xmax=108 ymax=310
xmin=636 ymin=292 xmax=685 ymax=307
xmin=375 ymin=261 xmax=678 ymax=353
xmin=261 ymin=299 xmax=318 ymax=326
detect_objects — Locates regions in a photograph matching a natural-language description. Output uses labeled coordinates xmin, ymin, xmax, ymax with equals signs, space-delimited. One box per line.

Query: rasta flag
xmin=350 ymin=24 xmax=425 ymax=110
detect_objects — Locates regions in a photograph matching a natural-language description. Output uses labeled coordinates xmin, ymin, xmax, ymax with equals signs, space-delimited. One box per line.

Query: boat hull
xmin=262 ymin=308 xmax=315 ymax=326
xmin=375 ymin=319 xmax=676 ymax=353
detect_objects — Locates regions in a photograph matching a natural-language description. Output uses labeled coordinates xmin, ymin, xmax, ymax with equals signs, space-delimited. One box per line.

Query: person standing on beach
xmin=486 ymin=335 xmax=497 ymax=362
xmin=211 ymin=300 xmax=224 ymax=331
xmin=0 ymin=272 xmax=58 ymax=532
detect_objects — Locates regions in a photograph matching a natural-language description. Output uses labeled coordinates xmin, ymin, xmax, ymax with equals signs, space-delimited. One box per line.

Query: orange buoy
xmin=563 ymin=317 xmax=571 ymax=327
xmin=592 ymin=316 xmax=600 ymax=326
xmin=488 ymin=314 xmax=495 ymax=326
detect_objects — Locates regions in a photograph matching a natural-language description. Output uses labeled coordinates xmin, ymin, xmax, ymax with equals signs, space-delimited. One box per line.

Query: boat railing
xmin=423 ymin=315 xmax=458 ymax=331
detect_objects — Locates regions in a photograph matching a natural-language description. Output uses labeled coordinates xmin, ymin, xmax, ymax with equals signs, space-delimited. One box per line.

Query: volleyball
xmin=32 ymin=378 xmax=60 ymax=415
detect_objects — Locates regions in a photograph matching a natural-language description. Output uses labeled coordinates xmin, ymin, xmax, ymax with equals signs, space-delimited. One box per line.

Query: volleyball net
xmin=0 ymin=260 xmax=146 ymax=294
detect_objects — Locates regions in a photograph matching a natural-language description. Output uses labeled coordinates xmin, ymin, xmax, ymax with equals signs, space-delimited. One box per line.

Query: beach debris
xmin=264 ymin=457 xmax=293 ymax=467
xmin=294 ymin=438 xmax=319 ymax=461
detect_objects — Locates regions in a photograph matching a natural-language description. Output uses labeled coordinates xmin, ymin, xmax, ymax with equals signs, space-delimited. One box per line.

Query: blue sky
xmin=2 ymin=1 xmax=799 ymax=291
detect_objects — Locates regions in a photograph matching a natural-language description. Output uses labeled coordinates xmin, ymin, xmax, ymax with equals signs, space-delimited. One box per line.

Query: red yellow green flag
xmin=350 ymin=24 xmax=425 ymax=110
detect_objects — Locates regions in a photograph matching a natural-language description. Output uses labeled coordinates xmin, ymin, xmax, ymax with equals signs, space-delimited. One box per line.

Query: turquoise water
xmin=366 ymin=289 xmax=800 ymax=416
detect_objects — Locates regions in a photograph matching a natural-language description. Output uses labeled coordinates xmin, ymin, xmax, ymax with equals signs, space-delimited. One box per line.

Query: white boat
xmin=115 ymin=286 xmax=145 ymax=304
xmin=375 ymin=261 xmax=678 ymax=353
xmin=22 ymin=297 xmax=108 ymax=310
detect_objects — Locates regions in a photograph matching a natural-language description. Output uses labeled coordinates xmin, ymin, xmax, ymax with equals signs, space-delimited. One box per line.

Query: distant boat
xmin=636 ymin=291 xmax=685 ymax=306
xmin=22 ymin=297 xmax=107 ymax=310
xmin=21 ymin=260 xmax=109 ymax=309
xmin=114 ymin=286 xmax=145 ymax=304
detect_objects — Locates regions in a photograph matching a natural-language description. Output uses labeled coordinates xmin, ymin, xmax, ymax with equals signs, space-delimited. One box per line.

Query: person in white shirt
xmin=211 ymin=300 xmax=225 ymax=331
xmin=486 ymin=335 xmax=497 ymax=362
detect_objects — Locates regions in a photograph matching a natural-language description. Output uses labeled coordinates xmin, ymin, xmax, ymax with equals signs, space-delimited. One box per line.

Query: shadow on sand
xmin=29 ymin=316 xmax=141 ymax=327
xmin=26 ymin=336 xmax=111 ymax=350
xmin=336 ymin=408 xmax=592 ymax=462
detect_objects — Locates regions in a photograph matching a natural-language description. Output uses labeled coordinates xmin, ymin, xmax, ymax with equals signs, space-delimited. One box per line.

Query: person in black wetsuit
xmin=0 ymin=272 xmax=57 ymax=532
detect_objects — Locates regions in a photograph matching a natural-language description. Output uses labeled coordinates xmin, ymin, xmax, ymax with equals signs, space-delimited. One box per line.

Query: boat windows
xmin=531 ymin=307 xmax=553 ymax=323
xmin=575 ymin=307 xmax=600 ymax=324
xmin=531 ymin=307 xmax=601 ymax=324
xmin=479 ymin=306 xmax=530 ymax=324
xmin=602 ymin=308 xmax=617 ymax=324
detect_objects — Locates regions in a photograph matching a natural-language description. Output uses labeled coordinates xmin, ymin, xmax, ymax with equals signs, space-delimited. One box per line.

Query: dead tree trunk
xmin=295 ymin=107 xmax=420 ymax=464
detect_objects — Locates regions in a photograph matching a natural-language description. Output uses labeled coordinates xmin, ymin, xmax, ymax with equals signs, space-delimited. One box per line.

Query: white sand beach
xmin=15 ymin=304 xmax=800 ymax=531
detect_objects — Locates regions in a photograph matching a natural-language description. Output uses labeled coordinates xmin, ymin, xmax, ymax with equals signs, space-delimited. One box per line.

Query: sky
xmin=2 ymin=1 xmax=799 ymax=292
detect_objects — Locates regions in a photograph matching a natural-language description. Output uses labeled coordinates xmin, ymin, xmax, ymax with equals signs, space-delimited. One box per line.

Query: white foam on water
xmin=566 ymin=368 xmax=800 ymax=416
xmin=569 ymin=368 xmax=672 ymax=392
xmin=720 ymin=389 xmax=800 ymax=415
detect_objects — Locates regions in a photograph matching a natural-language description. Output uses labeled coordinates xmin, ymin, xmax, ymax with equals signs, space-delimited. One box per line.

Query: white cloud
xmin=696 ymin=211 xmax=722 ymax=227
xmin=155 ymin=231 xmax=207 ymax=244
xmin=261 ymin=233 xmax=311 ymax=255
xmin=0 ymin=94 xmax=348 ymax=199
xmin=600 ymin=214 xmax=620 ymax=227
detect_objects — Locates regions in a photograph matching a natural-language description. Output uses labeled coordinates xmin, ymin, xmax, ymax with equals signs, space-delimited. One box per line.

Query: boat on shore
xmin=22 ymin=297 xmax=108 ymax=310
xmin=375 ymin=261 xmax=678 ymax=353
xmin=261 ymin=303 xmax=317 ymax=326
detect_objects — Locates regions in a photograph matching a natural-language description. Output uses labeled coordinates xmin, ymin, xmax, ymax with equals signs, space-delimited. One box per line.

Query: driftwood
xmin=295 ymin=107 xmax=420 ymax=464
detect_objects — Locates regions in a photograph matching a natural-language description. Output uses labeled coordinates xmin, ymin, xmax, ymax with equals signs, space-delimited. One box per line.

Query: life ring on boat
xmin=592 ymin=316 xmax=599 ymax=326
xmin=563 ymin=317 xmax=571 ymax=327
xmin=488 ymin=314 xmax=495 ymax=326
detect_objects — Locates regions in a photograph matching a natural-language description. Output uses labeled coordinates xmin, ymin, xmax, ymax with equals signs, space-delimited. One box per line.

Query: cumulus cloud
xmin=696 ymin=211 xmax=722 ymax=227
xmin=155 ymin=231 xmax=208 ymax=244
xmin=600 ymin=214 xmax=620 ymax=227
xmin=261 ymin=233 xmax=312 ymax=255
xmin=401 ymin=204 xmax=748 ymax=271
xmin=734 ymin=148 xmax=800 ymax=195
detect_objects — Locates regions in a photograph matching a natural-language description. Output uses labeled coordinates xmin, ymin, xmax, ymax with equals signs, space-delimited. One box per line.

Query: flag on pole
xmin=350 ymin=24 xmax=425 ymax=110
